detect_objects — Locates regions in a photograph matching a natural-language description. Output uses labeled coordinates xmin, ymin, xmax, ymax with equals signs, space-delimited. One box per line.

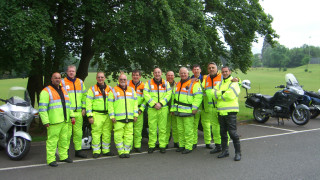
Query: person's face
xmin=192 ymin=67 xmax=201 ymax=78
xmin=51 ymin=73 xmax=62 ymax=87
xmin=153 ymin=68 xmax=162 ymax=81
xmin=96 ymin=73 xmax=105 ymax=85
xmin=221 ymin=68 xmax=231 ymax=79
xmin=132 ymin=72 xmax=141 ymax=83
xmin=67 ymin=67 xmax=76 ymax=79
xmin=119 ymin=75 xmax=127 ymax=87
xmin=166 ymin=72 xmax=175 ymax=83
xmin=179 ymin=69 xmax=189 ymax=81
xmin=208 ymin=64 xmax=217 ymax=76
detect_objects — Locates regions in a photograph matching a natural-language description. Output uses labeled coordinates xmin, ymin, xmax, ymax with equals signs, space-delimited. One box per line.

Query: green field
xmin=1 ymin=65 xmax=320 ymax=121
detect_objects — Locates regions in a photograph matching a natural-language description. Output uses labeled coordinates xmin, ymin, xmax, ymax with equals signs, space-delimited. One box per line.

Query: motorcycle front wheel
xmin=6 ymin=136 xmax=31 ymax=160
xmin=291 ymin=107 xmax=310 ymax=125
xmin=253 ymin=108 xmax=270 ymax=123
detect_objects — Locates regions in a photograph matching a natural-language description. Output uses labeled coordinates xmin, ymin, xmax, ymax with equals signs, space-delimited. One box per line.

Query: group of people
xmin=39 ymin=63 xmax=242 ymax=167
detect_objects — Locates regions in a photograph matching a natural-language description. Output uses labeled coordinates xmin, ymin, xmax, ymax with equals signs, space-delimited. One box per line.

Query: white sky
xmin=251 ymin=0 xmax=320 ymax=54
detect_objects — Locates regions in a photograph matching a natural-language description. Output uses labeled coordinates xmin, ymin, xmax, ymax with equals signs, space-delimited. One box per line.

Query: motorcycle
xmin=242 ymin=73 xmax=310 ymax=125
xmin=0 ymin=87 xmax=38 ymax=160
xmin=302 ymin=90 xmax=320 ymax=119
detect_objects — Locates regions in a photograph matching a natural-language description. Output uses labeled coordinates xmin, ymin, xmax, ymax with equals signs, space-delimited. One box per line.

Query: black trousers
xmin=218 ymin=113 xmax=240 ymax=152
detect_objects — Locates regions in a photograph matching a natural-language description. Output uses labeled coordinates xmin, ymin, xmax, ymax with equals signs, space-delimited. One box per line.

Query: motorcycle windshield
xmin=285 ymin=73 xmax=300 ymax=87
xmin=7 ymin=87 xmax=31 ymax=107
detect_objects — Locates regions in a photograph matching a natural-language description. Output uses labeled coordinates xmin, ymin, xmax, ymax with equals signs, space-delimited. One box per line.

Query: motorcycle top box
xmin=242 ymin=73 xmax=310 ymax=126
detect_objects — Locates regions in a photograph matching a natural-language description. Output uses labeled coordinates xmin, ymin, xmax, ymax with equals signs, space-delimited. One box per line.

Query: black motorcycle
xmin=242 ymin=73 xmax=310 ymax=125
xmin=302 ymin=90 xmax=320 ymax=119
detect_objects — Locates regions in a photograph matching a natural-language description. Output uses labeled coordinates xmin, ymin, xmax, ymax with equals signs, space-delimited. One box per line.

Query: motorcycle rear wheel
xmin=291 ymin=108 xmax=310 ymax=125
xmin=6 ymin=137 xmax=31 ymax=160
xmin=310 ymin=110 xmax=320 ymax=119
xmin=253 ymin=108 xmax=270 ymax=123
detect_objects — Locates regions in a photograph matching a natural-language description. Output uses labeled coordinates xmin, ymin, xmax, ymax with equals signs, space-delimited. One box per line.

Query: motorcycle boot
xmin=60 ymin=157 xmax=73 ymax=163
xmin=49 ymin=161 xmax=58 ymax=167
xmin=75 ymin=150 xmax=87 ymax=158
xmin=234 ymin=142 xmax=241 ymax=161
xmin=210 ymin=144 xmax=222 ymax=154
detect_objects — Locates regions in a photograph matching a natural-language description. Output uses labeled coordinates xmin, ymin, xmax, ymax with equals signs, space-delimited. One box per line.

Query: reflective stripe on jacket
xmin=171 ymin=79 xmax=203 ymax=114
xmin=39 ymin=85 xmax=73 ymax=125
xmin=202 ymin=73 xmax=222 ymax=112
xmin=61 ymin=78 xmax=87 ymax=111
xmin=143 ymin=79 xmax=172 ymax=108
xmin=86 ymin=84 xmax=112 ymax=117
xmin=108 ymin=86 xmax=138 ymax=121
xmin=127 ymin=80 xmax=146 ymax=112
xmin=210 ymin=76 xmax=240 ymax=115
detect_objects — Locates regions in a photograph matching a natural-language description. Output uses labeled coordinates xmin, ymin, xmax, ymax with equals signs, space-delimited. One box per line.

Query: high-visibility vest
xmin=108 ymin=85 xmax=138 ymax=121
xmin=86 ymin=84 xmax=112 ymax=117
xmin=143 ymin=78 xmax=172 ymax=108
xmin=211 ymin=76 xmax=240 ymax=115
xmin=61 ymin=77 xmax=87 ymax=111
xmin=202 ymin=73 xmax=223 ymax=112
xmin=127 ymin=80 xmax=146 ymax=112
xmin=39 ymin=85 xmax=73 ymax=125
xmin=171 ymin=79 xmax=203 ymax=114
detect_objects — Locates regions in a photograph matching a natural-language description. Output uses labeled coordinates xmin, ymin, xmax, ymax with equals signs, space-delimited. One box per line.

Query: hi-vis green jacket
xmin=209 ymin=76 xmax=240 ymax=116
xmin=61 ymin=77 xmax=87 ymax=111
xmin=171 ymin=78 xmax=203 ymax=114
xmin=127 ymin=80 xmax=147 ymax=112
xmin=39 ymin=85 xmax=74 ymax=125
xmin=143 ymin=78 xmax=172 ymax=108
xmin=86 ymin=84 xmax=112 ymax=117
xmin=108 ymin=85 xmax=138 ymax=122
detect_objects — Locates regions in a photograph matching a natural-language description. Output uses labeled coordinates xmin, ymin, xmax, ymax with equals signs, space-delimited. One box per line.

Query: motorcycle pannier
xmin=246 ymin=96 xmax=260 ymax=107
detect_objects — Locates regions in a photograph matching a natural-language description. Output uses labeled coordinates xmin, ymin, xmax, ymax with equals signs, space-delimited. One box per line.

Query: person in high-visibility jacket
xmin=39 ymin=72 xmax=75 ymax=167
xmin=209 ymin=66 xmax=241 ymax=161
xmin=171 ymin=67 xmax=203 ymax=154
xmin=165 ymin=71 xmax=179 ymax=148
xmin=143 ymin=68 xmax=172 ymax=154
xmin=127 ymin=70 xmax=146 ymax=153
xmin=61 ymin=65 xmax=87 ymax=158
xmin=109 ymin=74 xmax=138 ymax=158
xmin=86 ymin=72 xmax=113 ymax=158
xmin=201 ymin=62 xmax=223 ymax=153
xmin=191 ymin=64 xmax=213 ymax=149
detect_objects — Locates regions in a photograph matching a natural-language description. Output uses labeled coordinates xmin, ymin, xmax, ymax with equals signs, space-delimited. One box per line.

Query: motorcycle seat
xmin=261 ymin=95 xmax=273 ymax=102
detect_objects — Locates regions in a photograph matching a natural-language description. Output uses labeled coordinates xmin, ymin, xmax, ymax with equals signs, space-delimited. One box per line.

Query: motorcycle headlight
xmin=11 ymin=111 xmax=32 ymax=121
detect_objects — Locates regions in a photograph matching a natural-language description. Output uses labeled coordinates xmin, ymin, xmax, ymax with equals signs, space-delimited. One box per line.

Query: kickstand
xmin=277 ymin=118 xmax=284 ymax=125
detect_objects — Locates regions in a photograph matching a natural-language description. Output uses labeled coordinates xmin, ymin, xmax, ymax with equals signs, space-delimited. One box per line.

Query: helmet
xmin=242 ymin=80 xmax=251 ymax=89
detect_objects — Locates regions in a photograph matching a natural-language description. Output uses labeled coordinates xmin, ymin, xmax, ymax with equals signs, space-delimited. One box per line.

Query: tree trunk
xmin=77 ymin=21 xmax=94 ymax=81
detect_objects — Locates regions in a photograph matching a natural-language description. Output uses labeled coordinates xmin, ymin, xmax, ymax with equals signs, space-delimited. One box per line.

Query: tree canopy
xmin=0 ymin=0 xmax=277 ymax=105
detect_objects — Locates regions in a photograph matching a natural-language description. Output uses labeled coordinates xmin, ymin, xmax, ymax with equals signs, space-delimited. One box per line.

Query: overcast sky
xmin=251 ymin=0 xmax=320 ymax=54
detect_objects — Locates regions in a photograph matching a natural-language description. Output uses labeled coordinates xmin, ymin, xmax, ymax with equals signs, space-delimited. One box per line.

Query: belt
xmin=117 ymin=119 xmax=133 ymax=123
xmin=174 ymin=99 xmax=192 ymax=107
xmin=93 ymin=110 xmax=108 ymax=114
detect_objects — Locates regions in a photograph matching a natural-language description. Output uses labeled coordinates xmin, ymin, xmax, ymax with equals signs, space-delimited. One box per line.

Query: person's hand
xmin=71 ymin=117 xmax=76 ymax=125
xmin=154 ymin=103 xmax=161 ymax=110
xmin=192 ymin=110 xmax=198 ymax=114
xmin=44 ymin=123 xmax=50 ymax=128
xmin=171 ymin=112 xmax=175 ymax=116
xmin=112 ymin=118 xmax=117 ymax=123
xmin=138 ymin=110 xmax=142 ymax=115
xmin=134 ymin=117 xmax=137 ymax=122
xmin=82 ymin=109 xmax=86 ymax=116
xmin=88 ymin=117 xmax=94 ymax=124
xmin=231 ymin=77 xmax=239 ymax=82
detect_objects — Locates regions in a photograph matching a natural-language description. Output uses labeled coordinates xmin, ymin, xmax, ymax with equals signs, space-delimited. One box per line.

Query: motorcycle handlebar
xmin=275 ymin=85 xmax=285 ymax=88
xmin=0 ymin=98 xmax=6 ymax=102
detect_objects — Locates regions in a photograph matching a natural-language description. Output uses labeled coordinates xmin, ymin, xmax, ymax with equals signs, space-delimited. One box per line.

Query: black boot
xmin=206 ymin=144 xmax=213 ymax=149
xmin=210 ymin=144 xmax=222 ymax=154
xmin=174 ymin=143 xmax=179 ymax=148
xmin=234 ymin=143 xmax=241 ymax=161
xmin=75 ymin=150 xmax=87 ymax=158
xmin=218 ymin=145 xmax=229 ymax=158
xmin=176 ymin=147 xmax=185 ymax=152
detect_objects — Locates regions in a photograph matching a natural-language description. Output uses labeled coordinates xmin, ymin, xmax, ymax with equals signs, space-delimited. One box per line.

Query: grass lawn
xmin=1 ymin=65 xmax=319 ymax=141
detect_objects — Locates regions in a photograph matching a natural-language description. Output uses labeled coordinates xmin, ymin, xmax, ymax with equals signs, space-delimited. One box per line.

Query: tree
xmin=0 ymin=0 xmax=278 ymax=106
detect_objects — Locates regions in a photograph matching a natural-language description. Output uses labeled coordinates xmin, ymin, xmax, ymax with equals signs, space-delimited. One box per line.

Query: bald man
xmin=39 ymin=72 xmax=75 ymax=167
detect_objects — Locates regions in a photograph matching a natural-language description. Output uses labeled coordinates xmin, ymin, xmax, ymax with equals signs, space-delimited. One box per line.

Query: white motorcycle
xmin=0 ymin=87 xmax=38 ymax=160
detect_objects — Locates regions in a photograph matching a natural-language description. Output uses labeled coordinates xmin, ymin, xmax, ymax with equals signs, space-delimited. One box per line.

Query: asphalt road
xmin=1 ymin=117 xmax=320 ymax=180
